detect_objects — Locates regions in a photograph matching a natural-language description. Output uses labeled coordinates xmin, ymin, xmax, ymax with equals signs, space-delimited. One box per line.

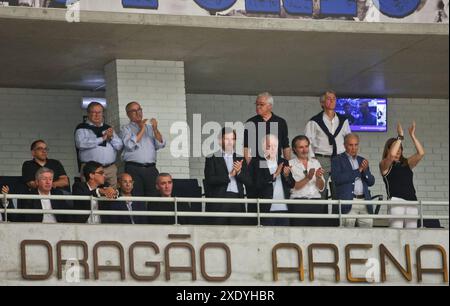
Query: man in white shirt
xmin=1 ymin=185 xmax=9 ymax=222
xmin=15 ymin=168 xmax=72 ymax=223
xmin=289 ymin=135 xmax=329 ymax=226
xmin=254 ymin=134 xmax=295 ymax=226
xmin=304 ymin=90 xmax=351 ymax=200
xmin=72 ymin=161 xmax=118 ymax=224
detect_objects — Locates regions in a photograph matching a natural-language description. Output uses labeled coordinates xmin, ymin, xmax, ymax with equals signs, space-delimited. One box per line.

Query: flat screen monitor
xmin=336 ymin=98 xmax=387 ymax=132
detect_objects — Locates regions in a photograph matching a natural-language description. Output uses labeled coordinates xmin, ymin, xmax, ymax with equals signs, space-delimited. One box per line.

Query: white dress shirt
xmin=289 ymin=158 xmax=324 ymax=199
xmin=39 ymin=191 xmax=57 ymax=224
xmin=346 ymin=153 xmax=364 ymax=196
xmin=126 ymin=201 xmax=135 ymax=224
xmin=267 ymin=160 xmax=288 ymax=212
xmin=305 ymin=113 xmax=351 ymax=156
xmin=223 ymin=151 xmax=239 ymax=193
xmin=87 ymin=183 xmax=101 ymax=224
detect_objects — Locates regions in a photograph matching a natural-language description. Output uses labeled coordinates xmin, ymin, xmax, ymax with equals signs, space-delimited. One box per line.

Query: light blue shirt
xmin=121 ymin=122 xmax=166 ymax=163
xmin=346 ymin=153 xmax=364 ymax=196
xmin=223 ymin=151 xmax=239 ymax=194
xmin=75 ymin=121 xmax=123 ymax=165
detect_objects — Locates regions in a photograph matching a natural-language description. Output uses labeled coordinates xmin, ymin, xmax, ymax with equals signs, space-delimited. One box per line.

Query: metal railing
xmin=1 ymin=193 xmax=448 ymax=228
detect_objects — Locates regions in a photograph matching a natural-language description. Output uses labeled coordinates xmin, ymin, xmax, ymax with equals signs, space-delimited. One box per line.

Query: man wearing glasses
xmin=72 ymin=161 xmax=118 ymax=224
xmin=120 ymin=101 xmax=166 ymax=197
xmin=21 ymin=139 xmax=70 ymax=192
xmin=75 ymin=101 xmax=123 ymax=188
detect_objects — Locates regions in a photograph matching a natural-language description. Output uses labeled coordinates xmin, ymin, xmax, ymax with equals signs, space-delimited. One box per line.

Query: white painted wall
xmin=0 ymin=88 xmax=103 ymax=181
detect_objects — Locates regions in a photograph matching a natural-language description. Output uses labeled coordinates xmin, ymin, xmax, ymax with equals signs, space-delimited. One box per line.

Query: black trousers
xmin=125 ymin=163 xmax=159 ymax=197
xmin=205 ymin=192 xmax=246 ymax=226
xmin=290 ymin=198 xmax=329 ymax=227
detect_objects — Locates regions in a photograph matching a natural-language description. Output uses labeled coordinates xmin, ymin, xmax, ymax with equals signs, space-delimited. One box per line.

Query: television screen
xmin=336 ymin=98 xmax=387 ymax=132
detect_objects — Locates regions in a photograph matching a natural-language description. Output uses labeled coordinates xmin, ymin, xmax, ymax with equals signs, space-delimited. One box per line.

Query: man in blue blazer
xmin=331 ymin=133 xmax=375 ymax=227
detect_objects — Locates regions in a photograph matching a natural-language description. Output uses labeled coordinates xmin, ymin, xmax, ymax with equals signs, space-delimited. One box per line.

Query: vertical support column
xmin=104 ymin=59 xmax=190 ymax=178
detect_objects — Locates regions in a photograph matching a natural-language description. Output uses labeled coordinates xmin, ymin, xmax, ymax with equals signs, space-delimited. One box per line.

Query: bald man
xmin=99 ymin=173 xmax=148 ymax=224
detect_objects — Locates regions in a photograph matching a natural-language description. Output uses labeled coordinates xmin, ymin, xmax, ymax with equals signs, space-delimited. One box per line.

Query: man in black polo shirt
xmin=244 ymin=92 xmax=291 ymax=198
xmin=21 ymin=140 xmax=69 ymax=192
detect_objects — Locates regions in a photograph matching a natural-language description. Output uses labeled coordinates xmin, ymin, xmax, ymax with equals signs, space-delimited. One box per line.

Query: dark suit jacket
xmin=331 ymin=153 xmax=375 ymax=214
xmin=148 ymin=199 xmax=191 ymax=225
xmin=99 ymin=192 xmax=148 ymax=224
xmin=252 ymin=158 xmax=295 ymax=213
xmin=17 ymin=189 xmax=72 ymax=223
xmin=71 ymin=182 xmax=102 ymax=223
xmin=204 ymin=152 xmax=252 ymax=198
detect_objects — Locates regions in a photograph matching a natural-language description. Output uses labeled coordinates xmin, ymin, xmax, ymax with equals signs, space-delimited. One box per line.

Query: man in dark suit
xmin=72 ymin=161 xmax=118 ymax=224
xmin=13 ymin=168 xmax=72 ymax=223
xmin=100 ymin=173 xmax=147 ymax=224
xmin=252 ymin=134 xmax=295 ymax=226
xmin=148 ymin=173 xmax=193 ymax=225
xmin=331 ymin=133 xmax=375 ymax=227
xmin=204 ymin=127 xmax=251 ymax=225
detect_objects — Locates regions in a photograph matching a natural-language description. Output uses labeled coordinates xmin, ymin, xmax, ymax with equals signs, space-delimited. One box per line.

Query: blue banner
xmin=194 ymin=0 xmax=238 ymax=12
xmin=283 ymin=0 xmax=313 ymax=15
xmin=122 ymin=0 xmax=158 ymax=10
xmin=245 ymin=0 xmax=281 ymax=14
xmin=320 ymin=0 xmax=357 ymax=16
xmin=372 ymin=0 xmax=421 ymax=18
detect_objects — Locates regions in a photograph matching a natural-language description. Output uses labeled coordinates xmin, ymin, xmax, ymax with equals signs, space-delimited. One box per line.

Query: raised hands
xmin=1 ymin=185 xmax=9 ymax=195
xmin=230 ymin=160 xmax=243 ymax=177
xmin=359 ymin=159 xmax=369 ymax=173
xmin=397 ymin=122 xmax=404 ymax=137
xmin=103 ymin=127 xmax=114 ymax=141
xmin=408 ymin=121 xmax=416 ymax=138
xmin=150 ymin=118 xmax=158 ymax=130
xmin=99 ymin=187 xmax=119 ymax=199
xmin=315 ymin=168 xmax=324 ymax=178
xmin=283 ymin=165 xmax=292 ymax=177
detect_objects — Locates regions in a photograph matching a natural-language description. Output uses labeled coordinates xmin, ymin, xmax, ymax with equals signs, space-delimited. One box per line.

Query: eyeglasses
xmin=34 ymin=147 xmax=49 ymax=152
xmin=127 ymin=108 xmax=143 ymax=114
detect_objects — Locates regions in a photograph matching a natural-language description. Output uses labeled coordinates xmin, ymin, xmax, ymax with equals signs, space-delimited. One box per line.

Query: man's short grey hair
xmin=257 ymin=92 xmax=274 ymax=106
xmin=156 ymin=173 xmax=172 ymax=184
xmin=320 ymin=90 xmax=336 ymax=104
xmin=35 ymin=167 xmax=54 ymax=181
xmin=344 ymin=133 xmax=360 ymax=144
